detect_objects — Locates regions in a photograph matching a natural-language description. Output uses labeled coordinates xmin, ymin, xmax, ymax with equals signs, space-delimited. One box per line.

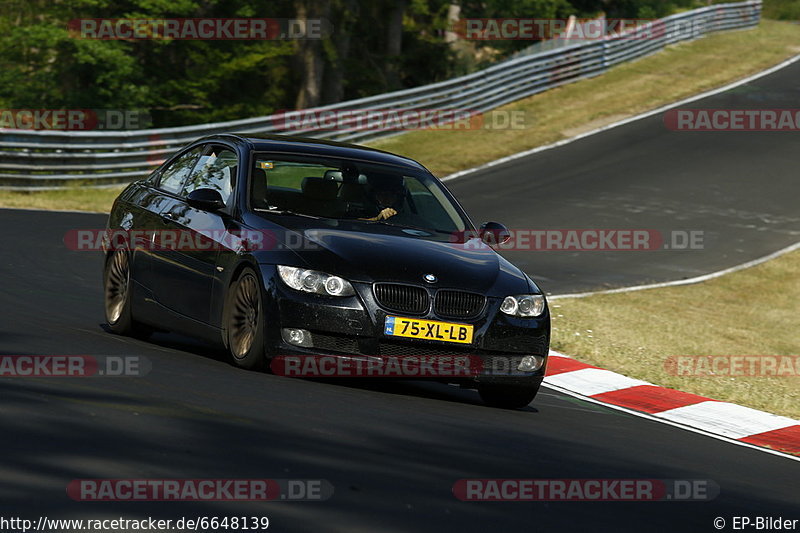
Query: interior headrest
xmin=250 ymin=168 xmax=268 ymax=207
xmin=302 ymin=177 xmax=338 ymax=200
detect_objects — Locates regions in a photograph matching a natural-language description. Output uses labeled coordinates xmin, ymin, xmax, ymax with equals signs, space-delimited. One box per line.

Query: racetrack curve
xmin=1 ymin=61 xmax=799 ymax=532
xmin=448 ymin=58 xmax=800 ymax=294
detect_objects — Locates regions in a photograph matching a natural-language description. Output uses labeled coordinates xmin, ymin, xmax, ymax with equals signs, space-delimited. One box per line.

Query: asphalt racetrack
xmin=1 ymin=61 xmax=798 ymax=532
xmin=450 ymin=59 xmax=800 ymax=294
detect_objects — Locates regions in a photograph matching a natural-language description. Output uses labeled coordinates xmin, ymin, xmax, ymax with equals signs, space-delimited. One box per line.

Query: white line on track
xmin=442 ymin=53 xmax=800 ymax=183
xmin=439 ymin=53 xmax=800 ymax=299
xmin=550 ymin=240 xmax=800 ymax=299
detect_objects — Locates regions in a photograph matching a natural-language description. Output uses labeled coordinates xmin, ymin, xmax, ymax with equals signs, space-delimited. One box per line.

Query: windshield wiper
xmin=367 ymin=219 xmax=451 ymax=234
xmin=253 ymin=208 xmax=321 ymax=220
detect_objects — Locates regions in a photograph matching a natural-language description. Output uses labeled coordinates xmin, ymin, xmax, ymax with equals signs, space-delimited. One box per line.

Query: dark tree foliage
xmin=0 ymin=0 xmax=709 ymax=127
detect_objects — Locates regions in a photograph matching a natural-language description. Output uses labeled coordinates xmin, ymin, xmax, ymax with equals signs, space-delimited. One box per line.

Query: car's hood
xmin=251 ymin=216 xmax=531 ymax=295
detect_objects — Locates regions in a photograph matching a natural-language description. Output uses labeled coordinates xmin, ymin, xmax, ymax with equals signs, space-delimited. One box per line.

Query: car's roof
xmin=204 ymin=133 xmax=428 ymax=172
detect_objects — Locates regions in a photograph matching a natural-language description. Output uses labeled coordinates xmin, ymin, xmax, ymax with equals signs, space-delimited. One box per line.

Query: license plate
xmin=384 ymin=316 xmax=473 ymax=344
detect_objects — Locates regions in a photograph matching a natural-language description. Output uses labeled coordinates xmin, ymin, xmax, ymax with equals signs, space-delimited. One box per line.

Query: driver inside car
xmin=362 ymin=174 xmax=408 ymax=222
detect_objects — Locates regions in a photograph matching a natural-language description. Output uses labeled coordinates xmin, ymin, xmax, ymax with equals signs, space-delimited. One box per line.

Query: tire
xmin=103 ymin=249 xmax=151 ymax=339
xmin=478 ymin=382 xmax=541 ymax=409
xmin=224 ymin=267 xmax=266 ymax=370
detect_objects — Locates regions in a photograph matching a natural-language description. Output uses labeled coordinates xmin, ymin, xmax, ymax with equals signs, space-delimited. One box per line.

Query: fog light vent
xmin=282 ymin=328 xmax=313 ymax=347
xmin=518 ymin=355 xmax=544 ymax=372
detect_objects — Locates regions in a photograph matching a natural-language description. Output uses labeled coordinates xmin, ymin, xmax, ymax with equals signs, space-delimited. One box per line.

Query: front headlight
xmin=277 ymin=265 xmax=355 ymax=297
xmin=500 ymin=294 xmax=545 ymax=317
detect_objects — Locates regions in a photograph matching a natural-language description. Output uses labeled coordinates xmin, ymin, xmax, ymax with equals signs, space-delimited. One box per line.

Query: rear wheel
xmin=478 ymin=382 xmax=540 ymax=409
xmin=225 ymin=268 xmax=266 ymax=370
xmin=103 ymin=249 xmax=151 ymax=338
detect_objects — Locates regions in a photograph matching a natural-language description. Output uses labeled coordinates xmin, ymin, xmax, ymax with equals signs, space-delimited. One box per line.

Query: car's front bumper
xmin=260 ymin=266 xmax=550 ymax=386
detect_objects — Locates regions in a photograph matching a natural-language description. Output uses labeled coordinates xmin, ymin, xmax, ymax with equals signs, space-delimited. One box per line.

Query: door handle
xmin=160 ymin=212 xmax=176 ymax=222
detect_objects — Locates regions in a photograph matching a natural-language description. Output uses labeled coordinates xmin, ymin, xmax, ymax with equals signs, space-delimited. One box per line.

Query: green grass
xmin=551 ymin=250 xmax=800 ymax=419
xmin=0 ymin=186 xmax=124 ymax=213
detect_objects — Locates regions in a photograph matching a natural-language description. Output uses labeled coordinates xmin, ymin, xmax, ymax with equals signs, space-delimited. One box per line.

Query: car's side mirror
xmin=186 ymin=188 xmax=226 ymax=211
xmin=479 ymin=221 xmax=511 ymax=245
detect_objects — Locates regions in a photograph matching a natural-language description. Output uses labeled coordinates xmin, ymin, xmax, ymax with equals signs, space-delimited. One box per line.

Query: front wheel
xmin=478 ymin=382 xmax=541 ymax=409
xmin=103 ymin=249 xmax=151 ymax=338
xmin=225 ymin=267 xmax=266 ymax=370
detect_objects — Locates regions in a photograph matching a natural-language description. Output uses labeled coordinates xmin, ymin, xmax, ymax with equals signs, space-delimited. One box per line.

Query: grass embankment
xmin=550 ymin=250 xmax=800 ymax=419
xmin=373 ymin=20 xmax=800 ymax=176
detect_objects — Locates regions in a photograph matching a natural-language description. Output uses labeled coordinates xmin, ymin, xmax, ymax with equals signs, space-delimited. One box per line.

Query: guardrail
xmin=0 ymin=0 xmax=761 ymax=189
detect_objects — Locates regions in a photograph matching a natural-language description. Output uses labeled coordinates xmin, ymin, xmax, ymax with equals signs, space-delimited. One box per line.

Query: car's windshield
xmin=249 ymin=155 xmax=468 ymax=233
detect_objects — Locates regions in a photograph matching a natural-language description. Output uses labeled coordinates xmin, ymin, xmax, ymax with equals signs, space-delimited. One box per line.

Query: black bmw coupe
xmin=103 ymin=134 xmax=550 ymax=408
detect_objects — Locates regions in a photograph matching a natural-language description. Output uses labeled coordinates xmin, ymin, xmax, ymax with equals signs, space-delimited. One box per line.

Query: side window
xmin=182 ymin=145 xmax=238 ymax=205
xmin=158 ymin=147 xmax=203 ymax=194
